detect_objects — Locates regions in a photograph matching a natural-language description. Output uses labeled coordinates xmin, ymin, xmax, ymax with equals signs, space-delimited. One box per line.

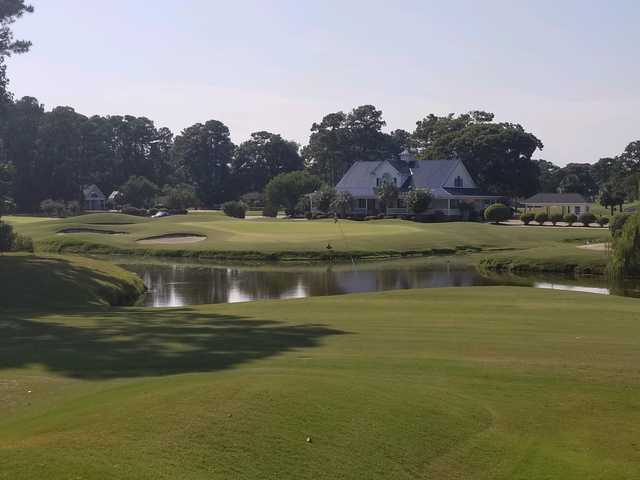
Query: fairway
xmin=6 ymin=213 xmax=611 ymax=266
xmin=1 ymin=287 xmax=639 ymax=479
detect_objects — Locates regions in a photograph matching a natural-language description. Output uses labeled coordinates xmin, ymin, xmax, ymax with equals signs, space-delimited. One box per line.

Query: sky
xmin=6 ymin=0 xmax=640 ymax=165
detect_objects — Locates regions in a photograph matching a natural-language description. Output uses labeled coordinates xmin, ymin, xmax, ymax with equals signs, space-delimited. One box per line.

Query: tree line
xmin=0 ymin=2 xmax=638 ymax=217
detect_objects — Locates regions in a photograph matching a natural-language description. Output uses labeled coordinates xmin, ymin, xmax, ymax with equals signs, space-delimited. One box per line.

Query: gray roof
xmin=336 ymin=158 xmax=492 ymax=199
xmin=82 ymin=184 xmax=105 ymax=200
xmin=524 ymin=193 xmax=589 ymax=204
xmin=407 ymin=160 xmax=461 ymax=190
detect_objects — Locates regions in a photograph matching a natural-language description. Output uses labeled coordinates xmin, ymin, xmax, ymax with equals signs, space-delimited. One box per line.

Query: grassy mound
xmin=5 ymin=213 xmax=611 ymax=268
xmin=0 ymin=254 xmax=146 ymax=309
xmin=1 ymin=287 xmax=639 ymax=478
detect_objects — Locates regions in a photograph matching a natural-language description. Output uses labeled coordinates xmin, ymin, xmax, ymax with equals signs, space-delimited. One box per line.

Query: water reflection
xmin=118 ymin=259 xmax=640 ymax=308
xmin=124 ymin=261 xmax=497 ymax=307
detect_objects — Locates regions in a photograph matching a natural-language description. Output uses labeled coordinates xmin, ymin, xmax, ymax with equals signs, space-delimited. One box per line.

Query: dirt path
xmin=577 ymin=242 xmax=609 ymax=251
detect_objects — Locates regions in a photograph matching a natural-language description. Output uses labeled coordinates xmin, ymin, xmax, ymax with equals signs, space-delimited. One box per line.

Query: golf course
xmin=1 ymin=214 xmax=636 ymax=479
xmin=6 ymin=212 xmax=611 ymax=272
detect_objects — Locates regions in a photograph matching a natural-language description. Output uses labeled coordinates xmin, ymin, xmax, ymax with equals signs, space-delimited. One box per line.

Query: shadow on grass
xmin=0 ymin=255 xmax=143 ymax=309
xmin=0 ymin=307 xmax=347 ymax=379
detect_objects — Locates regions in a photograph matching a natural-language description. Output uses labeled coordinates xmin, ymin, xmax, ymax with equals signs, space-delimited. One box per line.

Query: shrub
xmin=262 ymin=202 xmax=278 ymax=218
xmin=330 ymin=191 xmax=353 ymax=217
xmin=121 ymin=205 xmax=148 ymax=217
xmin=579 ymin=212 xmax=597 ymax=227
xmin=315 ymin=187 xmax=336 ymax=213
xmin=597 ymin=216 xmax=609 ymax=227
xmin=265 ymin=171 xmax=322 ymax=216
xmin=374 ymin=181 xmax=399 ymax=212
xmin=520 ymin=212 xmax=535 ymax=225
xmin=484 ymin=203 xmax=512 ymax=224
xmin=610 ymin=212 xmax=640 ymax=277
xmin=222 ymin=200 xmax=247 ymax=219
xmin=610 ymin=213 xmax=630 ymax=237
xmin=413 ymin=210 xmax=447 ymax=223
xmin=40 ymin=199 xmax=67 ymax=218
xmin=535 ymin=212 xmax=549 ymax=225
xmin=564 ymin=213 xmax=577 ymax=226
xmin=406 ymin=188 xmax=433 ymax=214
xmin=0 ymin=221 xmax=15 ymax=253
xmin=159 ymin=184 xmax=199 ymax=210
xmin=13 ymin=234 xmax=34 ymax=252
xmin=120 ymin=175 xmax=159 ymax=208
xmin=66 ymin=200 xmax=83 ymax=217
xmin=240 ymin=191 xmax=264 ymax=208
xmin=549 ymin=213 xmax=564 ymax=225
xmin=305 ymin=211 xmax=313 ymax=220
xmin=294 ymin=195 xmax=311 ymax=215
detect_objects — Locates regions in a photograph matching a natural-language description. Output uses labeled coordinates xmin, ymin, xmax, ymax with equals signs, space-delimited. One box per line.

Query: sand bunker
xmin=137 ymin=233 xmax=207 ymax=245
xmin=577 ymin=242 xmax=609 ymax=251
xmin=58 ymin=228 xmax=127 ymax=235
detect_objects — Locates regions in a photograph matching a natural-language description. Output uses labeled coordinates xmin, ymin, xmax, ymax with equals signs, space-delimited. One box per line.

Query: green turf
xmin=1 ymin=287 xmax=639 ymax=479
xmin=0 ymin=253 xmax=146 ymax=309
xmin=5 ymin=213 xmax=611 ymax=269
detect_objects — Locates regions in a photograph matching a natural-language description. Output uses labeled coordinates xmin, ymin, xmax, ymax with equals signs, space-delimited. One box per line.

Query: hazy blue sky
xmin=7 ymin=0 xmax=640 ymax=165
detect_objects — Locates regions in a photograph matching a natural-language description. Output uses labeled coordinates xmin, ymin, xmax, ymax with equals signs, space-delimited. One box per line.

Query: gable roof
xmin=82 ymin=184 xmax=105 ymax=199
xmin=407 ymin=160 xmax=461 ymax=190
xmin=525 ymin=193 xmax=589 ymax=204
xmin=335 ymin=157 xmax=500 ymax=199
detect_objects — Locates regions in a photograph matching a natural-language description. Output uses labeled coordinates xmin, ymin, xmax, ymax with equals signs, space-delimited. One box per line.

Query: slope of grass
xmin=1 ymin=287 xmax=639 ymax=479
xmin=0 ymin=253 xmax=146 ymax=309
xmin=5 ymin=212 xmax=610 ymax=265
xmin=478 ymin=242 xmax=610 ymax=274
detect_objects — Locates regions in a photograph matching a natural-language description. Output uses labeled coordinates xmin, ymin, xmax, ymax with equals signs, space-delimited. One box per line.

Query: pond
xmin=114 ymin=257 xmax=640 ymax=308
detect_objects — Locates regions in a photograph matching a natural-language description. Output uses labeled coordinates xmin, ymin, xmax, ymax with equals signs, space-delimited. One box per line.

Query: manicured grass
xmin=5 ymin=213 xmax=611 ymax=267
xmin=0 ymin=253 xmax=146 ymax=309
xmin=479 ymin=242 xmax=611 ymax=274
xmin=1 ymin=287 xmax=639 ymax=479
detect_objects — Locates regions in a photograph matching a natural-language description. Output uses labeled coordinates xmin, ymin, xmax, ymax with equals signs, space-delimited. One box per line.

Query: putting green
xmin=6 ymin=213 xmax=611 ymax=267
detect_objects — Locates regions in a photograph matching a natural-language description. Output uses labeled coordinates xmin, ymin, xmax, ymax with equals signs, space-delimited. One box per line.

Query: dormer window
xmin=454 ymin=176 xmax=463 ymax=188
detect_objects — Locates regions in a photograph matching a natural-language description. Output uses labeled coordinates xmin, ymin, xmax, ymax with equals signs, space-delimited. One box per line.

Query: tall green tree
xmin=4 ymin=96 xmax=44 ymax=211
xmin=556 ymin=163 xmax=598 ymax=198
xmin=534 ymin=159 xmax=561 ymax=192
xmin=412 ymin=111 xmax=543 ymax=198
xmin=265 ymin=171 xmax=322 ymax=215
xmin=0 ymin=160 xmax=14 ymax=218
xmin=120 ymin=175 xmax=158 ymax=208
xmin=173 ymin=120 xmax=235 ymax=206
xmin=34 ymin=106 xmax=87 ymax=203
xmin=303 ymin=105 xmax=401 ymax=185
xmin=600 ymin=183 xmax=626 ymax=215
xmin=0 ymin=0 xmax=33 ymax=100
xmin=232 ymin=131 xmax=303 ymax=195
xmin=0 ymin=1 xmax=33 ymax=212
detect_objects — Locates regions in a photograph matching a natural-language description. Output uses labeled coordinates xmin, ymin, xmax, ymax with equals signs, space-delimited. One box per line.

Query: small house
xmin=335 ymin=150 xmax=499 ymax=216
xmin=82 ymin=184 xmax=107 ymax=211
xmin=523 ymin=193 xmax=591 ymax=216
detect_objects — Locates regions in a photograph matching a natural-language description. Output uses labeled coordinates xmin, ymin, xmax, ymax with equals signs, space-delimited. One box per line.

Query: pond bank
xmin=0 ymin=253 xmax=146 ymax=310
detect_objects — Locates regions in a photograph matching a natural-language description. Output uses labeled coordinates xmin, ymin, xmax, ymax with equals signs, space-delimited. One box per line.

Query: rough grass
xmin=1 ymin=287 xmax=639 ymax=479
xmin=0 ymin=253 xmax=146 ymax=309
xmin=5 ymin=213 xmax=611 ymax=270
